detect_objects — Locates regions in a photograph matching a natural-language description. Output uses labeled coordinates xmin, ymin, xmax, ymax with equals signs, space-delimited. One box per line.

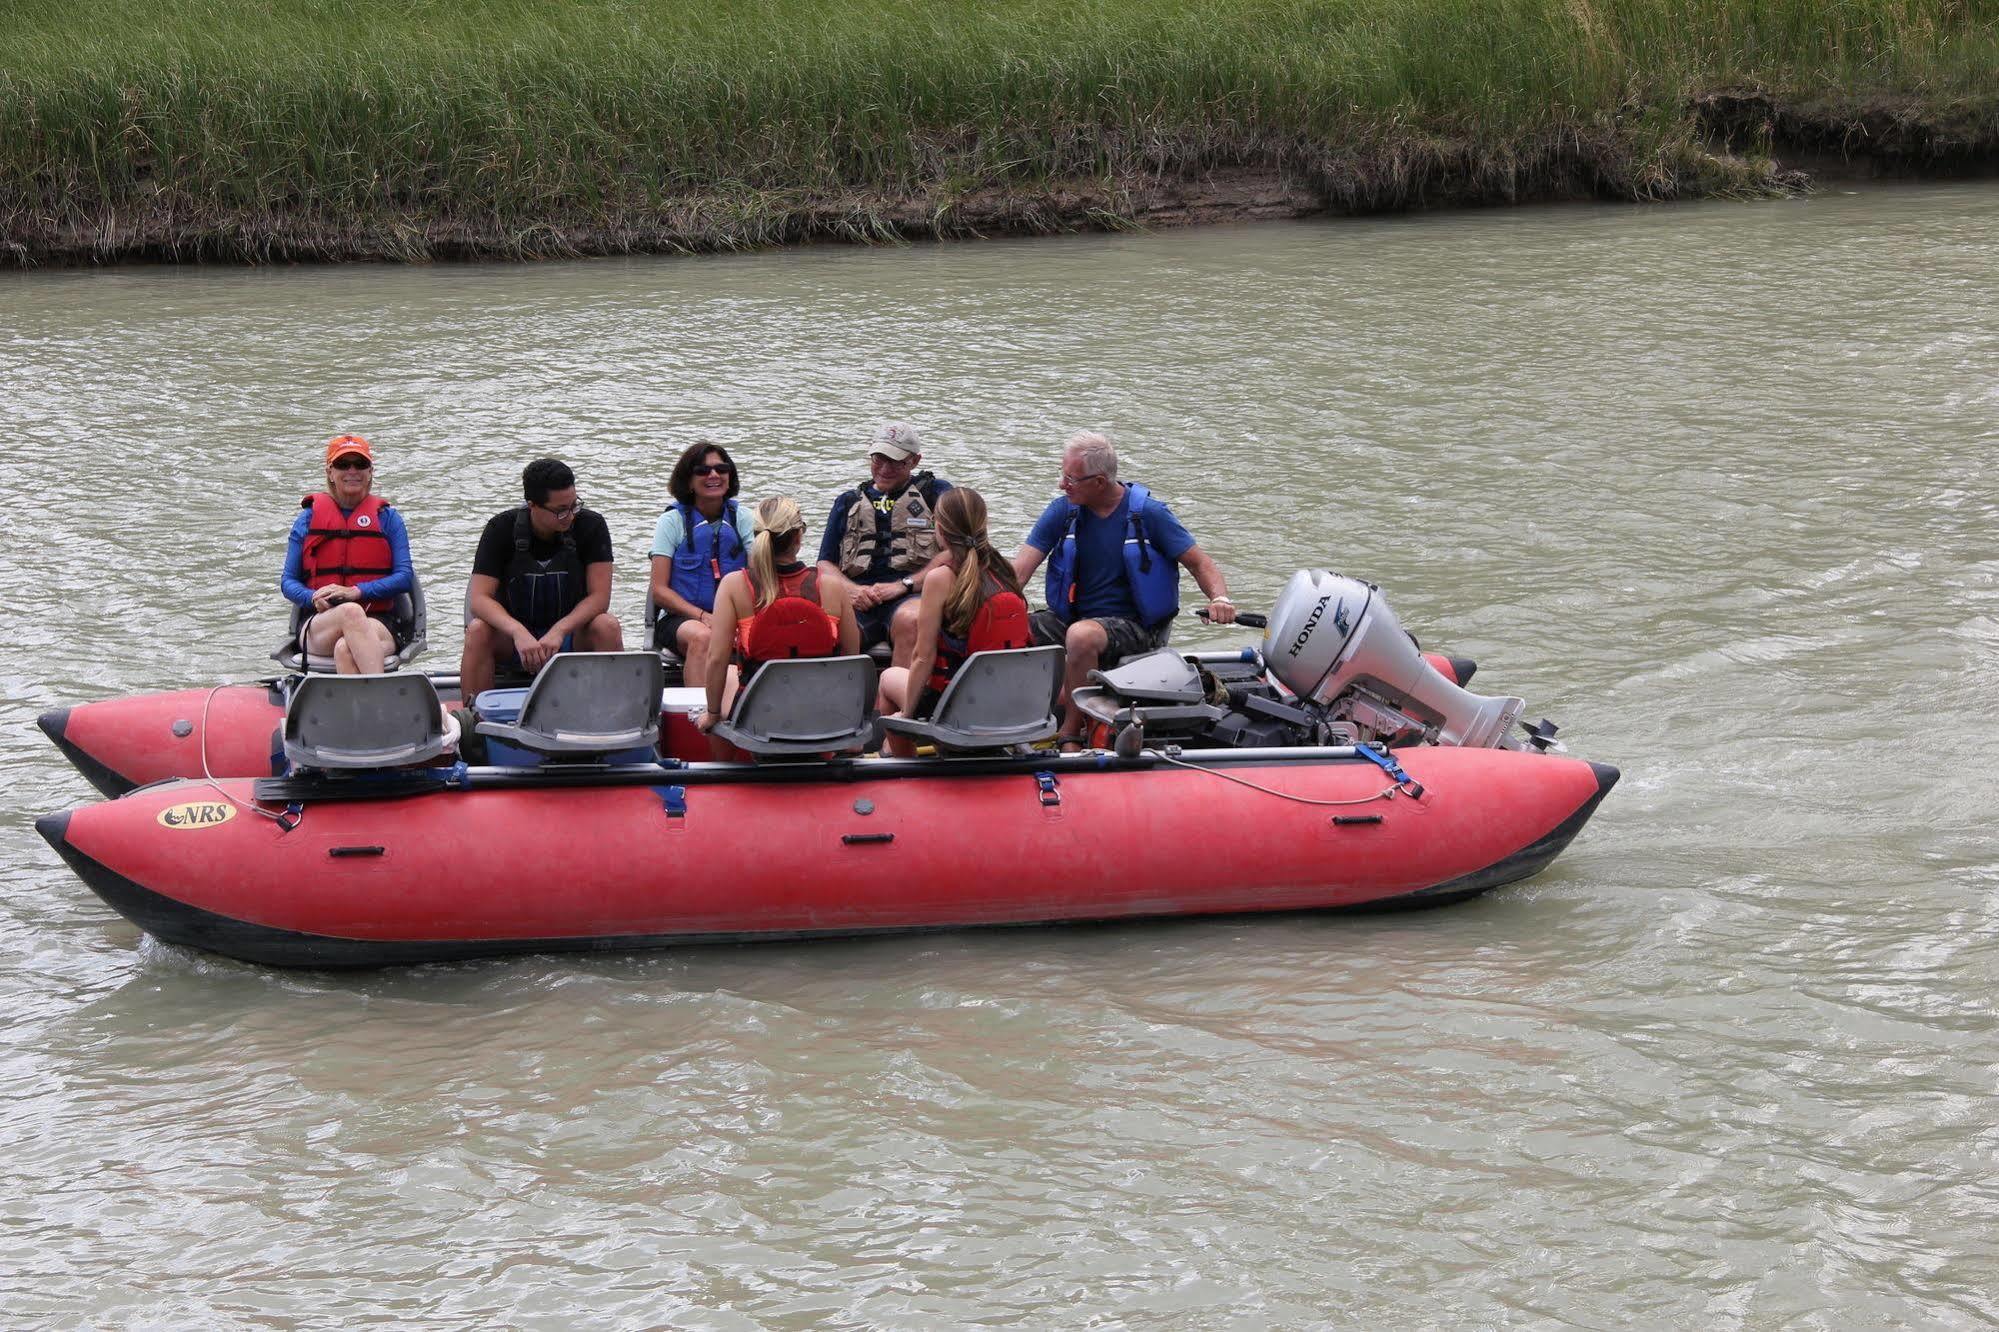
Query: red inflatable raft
xmin=35 ymin=653 xmax=1480 ymax=797
xmin=36 ymin=745 xmax=1616 ymax=968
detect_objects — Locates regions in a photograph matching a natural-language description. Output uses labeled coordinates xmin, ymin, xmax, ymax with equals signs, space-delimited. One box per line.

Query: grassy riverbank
xmin=3 ymin=0 xmax=1995 ymax=264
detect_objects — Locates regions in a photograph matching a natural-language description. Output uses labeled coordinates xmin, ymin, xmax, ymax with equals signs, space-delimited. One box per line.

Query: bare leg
xmin=459 ymin=619 xmax=501 ymax=703
xmin=342 ymin=616 xmax=393 ymax=674
xmin=308 ymin=602 xmax=389 ymax=675
xmin=888 ymin=596 xmax=921 ymax=669
xmin=1058 ymin=619 xmax=1110 ymax=742
xmin=876 ymin=666 xmax=913 ymax=757
xmin=581 ymin=613 xmax=623 ymax=651
xmin=304 ymin=601 xmax=363 ymax=661
xmin=707 ymin=664 xmax=743 ymax=760
xmin=675 ymin=619 xmax=714 ymax=683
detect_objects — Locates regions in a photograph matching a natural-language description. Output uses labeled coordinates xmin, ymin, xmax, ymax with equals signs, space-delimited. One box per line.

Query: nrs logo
xmin=156 ymin=801 xmax=238 ymax=829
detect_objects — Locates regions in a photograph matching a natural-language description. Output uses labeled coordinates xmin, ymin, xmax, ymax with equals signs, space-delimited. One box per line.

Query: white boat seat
xmin=710 ymin=655 xmax=878 ymax=758
xmin=880 ymin=645 xmax=1065 ymax=752
xmin=273 ymin=571 xmax=429 ymax=674
xmin=475 ymin=651 xmax=664 ymax=757
xmin=283 ymin=673 xmax=450 ymax=770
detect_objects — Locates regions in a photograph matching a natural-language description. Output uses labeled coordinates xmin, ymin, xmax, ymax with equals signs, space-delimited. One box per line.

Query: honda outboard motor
xmin=1262 ymin=571 xmax=1527 ymax=750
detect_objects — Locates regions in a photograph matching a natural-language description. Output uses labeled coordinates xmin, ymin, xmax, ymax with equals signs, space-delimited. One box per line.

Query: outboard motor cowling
xmin=1263 ymin=571 xmax=1527 ymax=750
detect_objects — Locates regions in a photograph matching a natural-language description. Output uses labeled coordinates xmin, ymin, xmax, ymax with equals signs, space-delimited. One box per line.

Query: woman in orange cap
xmin=280 ymin=434 xmax=415 ymax=673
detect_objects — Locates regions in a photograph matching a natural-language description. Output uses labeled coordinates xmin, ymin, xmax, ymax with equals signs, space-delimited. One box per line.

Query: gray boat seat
xmin=880 ymin=645 xmax=1065 ymax=752
xmin=283 ymin=673 xmax=452 ymax=771
xmin=273 ymin=570 xmax=430 ymax=674
xmin=475 ymin=651 xmax=664 ymax=758
xmin=709 ymin=655 xmax=878 ymax=758
xmin=1087 ymin=647 xmax=1206 ymax=703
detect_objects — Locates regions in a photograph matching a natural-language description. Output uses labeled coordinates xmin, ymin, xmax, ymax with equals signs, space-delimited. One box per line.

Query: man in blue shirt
xmin=1014 ymin=431 xmax=1237 ymax=747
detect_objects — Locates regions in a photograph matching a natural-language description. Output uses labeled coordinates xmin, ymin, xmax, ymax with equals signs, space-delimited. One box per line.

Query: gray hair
xmin=1064 ymin=430 xmax=1119 ymax=482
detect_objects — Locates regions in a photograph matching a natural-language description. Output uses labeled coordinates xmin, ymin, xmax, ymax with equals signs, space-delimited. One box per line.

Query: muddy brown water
xmin=3 ymin=182 xmax=1996 ymax=1327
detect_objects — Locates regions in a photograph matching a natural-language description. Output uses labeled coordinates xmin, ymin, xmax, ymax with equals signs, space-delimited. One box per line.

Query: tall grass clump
xmin=2 ymin=0 xmax=1994 ymax=263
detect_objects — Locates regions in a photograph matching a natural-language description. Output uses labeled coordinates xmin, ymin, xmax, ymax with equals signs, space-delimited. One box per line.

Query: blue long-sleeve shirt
xmin=281 ymin=502 xmax=415 ymax=608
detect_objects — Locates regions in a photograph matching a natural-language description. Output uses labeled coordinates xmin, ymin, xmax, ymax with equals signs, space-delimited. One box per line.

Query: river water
xmin=3 ymin=182 xmax=1995 ymax=1327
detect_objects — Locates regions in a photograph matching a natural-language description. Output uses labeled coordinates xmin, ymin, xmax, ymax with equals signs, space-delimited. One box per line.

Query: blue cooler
xmin=473 ymin=687 xmax=661 ymax=768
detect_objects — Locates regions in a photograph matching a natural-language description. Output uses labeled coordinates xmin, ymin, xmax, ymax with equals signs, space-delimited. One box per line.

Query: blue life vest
xmin=1041 ymin=482 xmax=1180 ymax=630
xmin=667 ymin=500 xmax=746 ymax=612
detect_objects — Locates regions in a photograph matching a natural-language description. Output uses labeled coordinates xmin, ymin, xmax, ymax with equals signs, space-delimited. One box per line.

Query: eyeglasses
xmin=1059 ymin=471 xmax=1101 ymax=490
xmin=692 ymin=463 xmax=733 ymax=477
xmin=537 ymin=500 xmax=581 ymax=519
xmin=870 ymin=453 xmax=913 ymax=467
xmin=330 ymin=458 xmax=371 ymax=471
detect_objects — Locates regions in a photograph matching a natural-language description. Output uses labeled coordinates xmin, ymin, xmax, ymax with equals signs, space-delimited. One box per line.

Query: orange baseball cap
xmin=324 ymin=434 xmax=374 ymax=465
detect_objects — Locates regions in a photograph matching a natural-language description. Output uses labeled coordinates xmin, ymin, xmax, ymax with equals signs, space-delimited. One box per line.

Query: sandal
xmin=1055 ymin=732 xmax=1087 ymax=753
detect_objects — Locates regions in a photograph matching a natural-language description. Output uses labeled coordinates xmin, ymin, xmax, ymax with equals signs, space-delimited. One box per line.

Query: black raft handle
xmin=329 ymin=845 xmax=387 ymax=857
xmin=1330 ymin=815 xmax=1383 ymax=826
xmin=841 ymin=833 xmax=895 ymax=846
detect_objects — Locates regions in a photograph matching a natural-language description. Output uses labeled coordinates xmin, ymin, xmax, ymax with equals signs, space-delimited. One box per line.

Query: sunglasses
xmin=537 ymin=500 xmax=582 ymax=519
xmin=1059 ymin=471 xmax=1100 ymax=490
xmin=330 ymin=458 xmax=372 ymax=471
xmin=693 ymin=463 xmax=733 ymax=477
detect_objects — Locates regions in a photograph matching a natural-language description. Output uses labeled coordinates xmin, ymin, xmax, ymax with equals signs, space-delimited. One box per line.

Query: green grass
xmin=3 ymin=0 xmax=1994 ymax=262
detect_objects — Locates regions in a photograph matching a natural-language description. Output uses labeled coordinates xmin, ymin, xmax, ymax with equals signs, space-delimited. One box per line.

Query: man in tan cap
xmin=816 ymin=422 xmax=954 ymax=666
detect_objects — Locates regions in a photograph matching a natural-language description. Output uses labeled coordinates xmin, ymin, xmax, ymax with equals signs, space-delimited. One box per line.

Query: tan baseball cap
xmin=868 ymin=422 xmax=922 ymax=461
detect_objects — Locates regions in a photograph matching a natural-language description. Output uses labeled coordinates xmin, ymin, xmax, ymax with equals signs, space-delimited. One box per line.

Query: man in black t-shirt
xmin=459 ymin=457 xmax=623 ymax=702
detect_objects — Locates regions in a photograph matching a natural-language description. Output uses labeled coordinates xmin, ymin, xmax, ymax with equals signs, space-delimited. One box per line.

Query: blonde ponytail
xmin=749 ymin=495 xmax=805 ymax=609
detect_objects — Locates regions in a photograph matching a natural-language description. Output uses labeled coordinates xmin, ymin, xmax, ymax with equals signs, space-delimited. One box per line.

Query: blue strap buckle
xmin=655 ymin=785 xmax=688 ymax=818
xmin=1034 ymin=770 xmax=1062 ymax=807
xmin=1356 ymin=743 xmax=1422 ymax=797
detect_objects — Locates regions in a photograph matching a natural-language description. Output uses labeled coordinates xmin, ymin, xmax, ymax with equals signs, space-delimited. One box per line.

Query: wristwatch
xmin=901 ymin=576 xmax=915 ymax=592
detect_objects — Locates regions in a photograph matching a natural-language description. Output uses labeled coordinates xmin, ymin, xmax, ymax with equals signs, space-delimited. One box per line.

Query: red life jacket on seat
xmin=301 ymin=493 xmax=395 ymax=614
xmin=927 ymin=580 xmax=1030 ymax=695
xmin=736 ymin=567 xmax=840 ymax=666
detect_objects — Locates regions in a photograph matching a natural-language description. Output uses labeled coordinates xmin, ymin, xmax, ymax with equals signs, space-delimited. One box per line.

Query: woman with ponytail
xmin=698 ymin=496 xmax=859 ymax=738
xmin=876 ymin=487 xmax=1031 ymax=757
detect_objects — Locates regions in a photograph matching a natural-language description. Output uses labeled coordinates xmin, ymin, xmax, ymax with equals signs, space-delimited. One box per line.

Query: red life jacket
xmin=301 ymin=493 xmax=396 ymax=614
xmin=928 ymin=581 xmax=1030 ymax=695
xmin=737 ymin=567 xmax=840 ymax=665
